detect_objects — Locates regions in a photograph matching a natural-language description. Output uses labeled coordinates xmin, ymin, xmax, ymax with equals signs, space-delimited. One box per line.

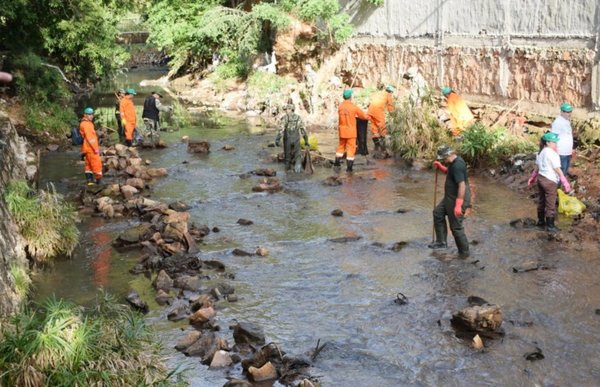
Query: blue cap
xmin=441 ymin=87 xmax=452 ymax=96
xmin=83 ymin=107 xmax=94 ymax=115
xmin=343 ymin=89 xmax=353 ymax=99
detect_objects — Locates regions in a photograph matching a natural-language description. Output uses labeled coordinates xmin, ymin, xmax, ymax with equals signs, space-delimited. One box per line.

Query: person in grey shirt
xmin=550 ymin=103 xmax=574 ymax=176
xmin=142 ymin=91 xmax=172 ymax=146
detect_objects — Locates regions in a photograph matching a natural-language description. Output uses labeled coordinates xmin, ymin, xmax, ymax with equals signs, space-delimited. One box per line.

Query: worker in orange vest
xmin=119 ymin=88 xmax=137 ymax=146
xmin=336 ymin=89 xmax=369 ymax=172
xmin=367 ymin=83 xmax=395 ymax=151
xmin=79 ymin=107 xmax=103 ymax=184
xmin=441 ymin=87 xmax=474 ymax=136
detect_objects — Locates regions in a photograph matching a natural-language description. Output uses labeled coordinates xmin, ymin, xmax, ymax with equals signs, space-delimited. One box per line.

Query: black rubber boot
xmin=536 ymin=211 xmax=546 ymax=229
xmin=427 ymin=241 xmax=447 ymax=249
xmin=85 ymin=173 xmax=94 ymax=183
xmin=346 ymin=159 xmax=354 ymax=172
xmin=546 ymin=217 xmax=560 ymax=233
xmin=333 ymin=157 xmax=341 ymax=168
xmin=95 ymin=178 xmax=102 ymax=185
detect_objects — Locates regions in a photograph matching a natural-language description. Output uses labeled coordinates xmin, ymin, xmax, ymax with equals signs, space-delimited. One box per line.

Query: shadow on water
xmin=34 ymin=71 xmax=600 ymax=386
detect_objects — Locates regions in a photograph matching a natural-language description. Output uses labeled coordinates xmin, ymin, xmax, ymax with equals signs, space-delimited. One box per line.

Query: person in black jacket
xmin=142 ymin=91 xmax=171 ymax=146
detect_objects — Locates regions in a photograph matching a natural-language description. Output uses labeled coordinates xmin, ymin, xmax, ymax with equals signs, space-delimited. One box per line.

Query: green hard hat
xmin=385 ymin=85 xmax=395 ymax=93
xmin=542 ymin=132 xmax=559 ymax=143
xmin=441 ymin=86 xmax=452 ymax=96
xmin=560 ymin=103 xmax=573 ymax=112
xmin=83 ymin=107 xmax=94 ymax=115
xmin=343 ymin=89 xmax=353 ymax=99
xmin=126 ymin=88 xmax=137 ymax=95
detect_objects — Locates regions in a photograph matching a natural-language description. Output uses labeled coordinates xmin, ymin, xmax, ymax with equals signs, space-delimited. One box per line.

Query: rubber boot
xmin=333 ymin=157 xmax=341 ymax=167
xmin=372 ymin=138 xmax=381 ymax=152
xmin=427 ymin=241 xmax=447 ymax=249
xmin=346 ymin=159 xmax=354 ymax=173
xmin=546 ymin=217 xmax=560 ymax=233
xmin=95 ymin=178 xmax=102 ymax=185
xmin=85 ymin=173 xmax=94 ymax=184
xmin=536 ymin=211 xmax=546 ymax=229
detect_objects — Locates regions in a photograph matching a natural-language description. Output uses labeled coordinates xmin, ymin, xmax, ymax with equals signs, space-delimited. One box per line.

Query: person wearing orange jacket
xmin=367 ymin=83 xmax=395 ymax=151
xmin=441 ymin=86 xmax=474 ymax=137
xmin=336 ymin=89 xmax=369 ymax=172
xmin=120 ymin=88 xmax=137 ymax=146
xmin=80 ymin=107 xmax=103 ymax=184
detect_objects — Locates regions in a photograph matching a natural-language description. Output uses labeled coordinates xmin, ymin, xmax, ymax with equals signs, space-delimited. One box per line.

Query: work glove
xmin=560 ymin=175 xmax=572 ymax=193
xmin=433 ymin=161 xmax=448 ymax=173
xmin=454 ymin=198 xmax=464 ymax=217
xmin=95 ymin=149 xmax=101 ymax=155
xmin=303 ymin=135 xmax=309 ymax=148
xmin=527 ymin=169 xmax=538 ymax=187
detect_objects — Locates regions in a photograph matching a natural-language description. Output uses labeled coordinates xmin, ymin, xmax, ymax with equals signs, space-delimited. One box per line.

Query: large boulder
xmin=248 ymin=361 xmax=278 ymax=382
xmin=452 ymin=304 xmax=503 ymax=332
xmin=175 ymin=330 xmax=202 ymax=351
xmin=153 ymin=270 xmax=174 ymax=292
xmin=116 ymin=223 xmax=153 ymax=244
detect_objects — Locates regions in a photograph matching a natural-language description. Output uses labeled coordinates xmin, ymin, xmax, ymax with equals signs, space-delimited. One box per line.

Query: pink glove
xmin=454 ymin=198 xmax=464 ymax=217
xmin=95 ymin=149 xmax=101 ymax=155
xmin=560 ymin=175 xmax=571 ymax=193
xmin=433 ymin=161 xmax=448 ymax=173
xmin=527 ymin=169 xmax=538 ymax=187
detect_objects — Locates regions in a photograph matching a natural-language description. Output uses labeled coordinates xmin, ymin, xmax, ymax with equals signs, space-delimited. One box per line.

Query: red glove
xmin=454 ymin=198 xmax=464 ymax=217
xmin=433 ymin=161 xmax=448 ymax=173
xmin=527 ymin=169 xmax=538 ymax=187
xmin=95 ymin=149 xmax=101 ymax=155
xmin=560 ymin=176 xmax=571 ymax=193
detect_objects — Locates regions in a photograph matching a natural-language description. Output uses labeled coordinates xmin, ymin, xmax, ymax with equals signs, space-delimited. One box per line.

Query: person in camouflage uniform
xmin=275 ymin=104 xmax=309 ymax=173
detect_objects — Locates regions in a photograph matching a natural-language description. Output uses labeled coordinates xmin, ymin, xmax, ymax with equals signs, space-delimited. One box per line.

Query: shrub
xmin=0 ymin=292 xmax=182 ymax=386
xmin=459 ymin=122 xmax=504 ymax=167
xmin=4 ymin=181 xmax=79 ymax=262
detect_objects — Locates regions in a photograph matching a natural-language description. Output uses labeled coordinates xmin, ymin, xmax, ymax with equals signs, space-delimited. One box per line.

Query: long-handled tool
xmin=432 ymin=169 xmax=438 ymax=243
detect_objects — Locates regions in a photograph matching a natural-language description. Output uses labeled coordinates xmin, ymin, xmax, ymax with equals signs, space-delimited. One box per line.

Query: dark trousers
xmin=433 ymin=198 xmax=469 ymax=254
xmin=537 ymin=175 xmax=558 ymax=218
xmin=559 ymin=155 xmax=571 ymax=176
xmin=116 ymin=114 xmax=124 ymax=144
xmin=284 ymin=138 xmax=301 ymax=172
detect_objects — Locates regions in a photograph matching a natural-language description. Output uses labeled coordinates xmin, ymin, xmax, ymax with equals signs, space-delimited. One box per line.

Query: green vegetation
xmin=4 ymin=181 xmax=79 ymax=263
xmin=9 ymin=264 xmax=31 ymax=299
xmin=0 ymin=292 xmax=182 ymax=386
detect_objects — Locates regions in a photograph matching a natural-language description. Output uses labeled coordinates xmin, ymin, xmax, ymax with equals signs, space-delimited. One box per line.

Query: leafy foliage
xmin=0 ymin=292 xmax=182 ymax=386
xmin=4 ymin=181 xmax=79 ymax=262
xmin=9 ymin=264 xmax=31 ymax=299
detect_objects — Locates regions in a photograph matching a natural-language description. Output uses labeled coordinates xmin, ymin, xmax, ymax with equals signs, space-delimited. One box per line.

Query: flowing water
xmin=34 ymin=70 xmax=600 ymax=387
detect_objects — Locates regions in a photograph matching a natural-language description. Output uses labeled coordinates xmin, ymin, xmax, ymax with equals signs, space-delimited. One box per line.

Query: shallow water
xmin=34 ymin=73 xmax=600 ymax=387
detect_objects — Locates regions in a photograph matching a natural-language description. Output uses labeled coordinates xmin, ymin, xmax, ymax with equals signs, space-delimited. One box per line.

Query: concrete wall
xmin=340 ymin=0 xmax=600 ymax=110
xmin=0 ymin=112 xmax=29 ymax=316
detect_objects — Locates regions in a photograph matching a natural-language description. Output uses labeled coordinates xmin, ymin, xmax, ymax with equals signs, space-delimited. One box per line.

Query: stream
xmin=34 ymin=70 xmax=600 ymax=386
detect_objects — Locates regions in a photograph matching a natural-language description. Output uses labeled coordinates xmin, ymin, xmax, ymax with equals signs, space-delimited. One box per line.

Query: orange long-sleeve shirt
xmin=80 ymin=117 xmax=99 ymax=154
xmin=367 ymin=90 xmax=394 ymax=119
xmin=446 ymin=92 xmax=474 ymax=136
xmin=119 ymin=97 xmax=137 ymax=138
xmin=338 ymin=100 xmax=369 ymax=139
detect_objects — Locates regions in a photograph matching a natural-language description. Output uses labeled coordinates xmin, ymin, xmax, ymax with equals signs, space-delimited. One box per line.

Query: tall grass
xmin=0 ymin=292 xmax=183 ymax=386
xmin=9 ymin=264 xmax=31 ymax=299
xmin=4 ymin=181 xmax=79 ymax=262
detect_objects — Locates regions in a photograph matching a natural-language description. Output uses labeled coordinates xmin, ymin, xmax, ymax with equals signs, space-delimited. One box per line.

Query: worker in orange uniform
xmin=336 ymin=89 xmax=369 ymax=172
xmin=441 ymin=87 xmax=474 ymax=137
xmin=119 ymin=88 xmax=137 ymax=146
xmin=79 ymin=107 xmax=103 ymax=185
xmin=367 ymin=83 xmax=395 ymax=152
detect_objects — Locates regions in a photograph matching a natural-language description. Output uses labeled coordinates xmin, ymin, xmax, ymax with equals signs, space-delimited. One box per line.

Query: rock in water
xmin=452 ymin=304 xmax=503 ymax=332
xmin=237 ymin=218 xmax=254 ymax=226
xmin=125 ymin=289 xmax=149 ymax=314
xmin=331 ymin=209 xmax=343 ymax=217
xmin=232 ymin=322 xmax=265 ymax=346
xmin=323 ymin=176 xmax=343 ymax=186
xmin=248 ymin=361 xmax=278 ymax=382
xmin=210 ymin=350 xmax=233 ymax=368
xmin=153 ymin=270 xmax=174 ymax=292
xmin=251 ymin=168 xmax=276 ymax=177
xmin=188 ymin=140 xmax=211 ymax=153
xmin=175 ymin=331 xmax=202 ymax=351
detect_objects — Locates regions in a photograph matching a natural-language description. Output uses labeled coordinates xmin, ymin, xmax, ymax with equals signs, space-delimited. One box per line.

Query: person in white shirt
xmin=527 ymin=132 xmax=572 ymax=232
xmin=550 ymin=103 xmax=574 ymax=176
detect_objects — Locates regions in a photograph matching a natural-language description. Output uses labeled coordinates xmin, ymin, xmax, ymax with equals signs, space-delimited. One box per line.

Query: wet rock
xmin=452 ymin=304 xmax=503 ymax=333
xmin=215 ymin=283 xmax=235 ymax=296
xmin=124 ymin=165 xmax=137 ymax=176
xmin=156 ymin=139 xmax=168 ymax=148
xmin=169 ymin=201 xmax=190 ymax=212
xmin=212 ymin=226 xmax=220 ymax=233
xmin=248 ymin=361 xmax=278 ymax=382
xmin=153 ymin=270 xmax=174 ymax=292
xmin=252 ymin=177 xmax=282 ymax=193
xmin=146 ymin=167 xmax=168 ymax=178
xmin=174 ymin=275 xmax=202 ymax=291
xmin=232 ymin=248 xmax=253 ymax=256
xmin=190 ymin=294 xmax=215 ymax=311
xmin=121 ymin=184 xmax=138 ymax=199
xmin=155 ymin=289 xmax=173 ymax=306
xmin=125 ymin=289 xmax=149 ymax=314
xmin=115 ymin=144 xmax=128 ymax=157
xmin=189 ymin=306 xmax=216 ymax=325
xmin=188 ymin=140 xmax=211 ymax=153
xmin=595 ymin=308 xmax=600 ymax=315
xmin=251 ymin=168 xmax=276 ymax=177
xmin=167 ymin=303 xmax=189 ymax=322
xmin=391 ymin=241 xmax=408 ymax=251
xmin=128 ymin=157 xmax=143 ymax=167
xmin=467 ymin=296 xmax=489 ymax=306
xmin=190 ymin=224 xmax=210 ymax=238
xmin=162 ymin=242 xmax=185 ymax=255
xmin=175 ymin=330 xmax=202 ymax=351
xmin=126 ymin=178 xmax=145 ymax=190
xmin=232 ymin=322 xmax=265 ymax=346
xmin=116 ymin=223 xmax=153 ymax=244
xmin=203 ymin=260 xmax=226 ymax=271
xmin=237 ymin=218 xmax=253 ymax=226
xmin=184 ymin=332 xmax=226 ymax=364
xmin=331 ymin=209 xmax=343 ymax=217
xmin=509 ymin=218 xmax=537 ymax=229
xmin=524 ymin=347 xmax=544 ymax=361
xmin=46 ymin=144 xmax=59 ymax=152
xmin=323 ymin=176 xmax=343 ymax=186
xmin=255 ymin=246 xmax=269 ymax=257
xmin=224 ymin=379 xmax=253 ymax=387
xmin=222 ymin=144 xmax=235 ymax=151
xmin=210 ymin=350 xmax=233 ymax=368
xmin=226 ymin=294 xmax=239 ymax=303
xmin=472 ymin=334 xmax=484 ymax=350
xmin=328 ymin=236 xmax=362 ymax=243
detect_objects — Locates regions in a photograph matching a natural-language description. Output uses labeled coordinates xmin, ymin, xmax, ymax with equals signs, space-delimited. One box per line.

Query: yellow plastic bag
xmin=300 ymin=134 xmax=319 ymax=151
xmin=557 ymin=189 xmax=586 ymax=216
